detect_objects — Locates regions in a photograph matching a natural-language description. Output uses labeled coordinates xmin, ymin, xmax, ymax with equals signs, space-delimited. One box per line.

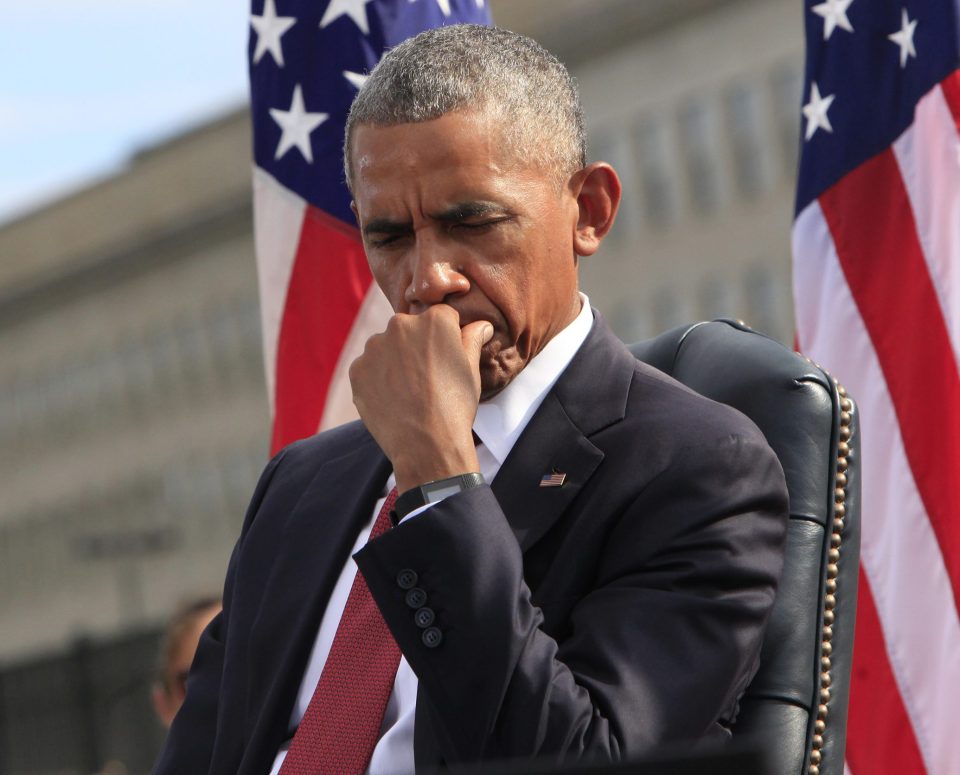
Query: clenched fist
xmin=349 ymin=304 xmax=494 ymax=493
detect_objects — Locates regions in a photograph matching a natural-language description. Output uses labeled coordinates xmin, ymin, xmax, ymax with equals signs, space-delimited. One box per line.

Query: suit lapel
xmin=492 ymin=392 xmax=603 ymax=552
xmin=242 ymin=430 xmax=391 ymax=772
xmin=493 ymin=312 xmax=636 ymax=553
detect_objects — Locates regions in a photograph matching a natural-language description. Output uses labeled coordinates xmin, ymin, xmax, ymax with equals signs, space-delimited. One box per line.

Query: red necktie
xmin=279 ymin=487 xmax=401 ymax=775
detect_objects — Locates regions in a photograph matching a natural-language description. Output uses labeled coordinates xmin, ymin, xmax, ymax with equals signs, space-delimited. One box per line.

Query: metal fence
xmin=0 ymin=630 xmax=166 ymax=775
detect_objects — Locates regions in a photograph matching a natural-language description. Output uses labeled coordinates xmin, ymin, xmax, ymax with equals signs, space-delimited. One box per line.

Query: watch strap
xmin=392 ymin=472 xmax=486 ymax=523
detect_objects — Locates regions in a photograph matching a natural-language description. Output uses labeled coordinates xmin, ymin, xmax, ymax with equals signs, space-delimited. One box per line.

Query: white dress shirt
xmin=269 ymin=294 xmax=593 ymax=775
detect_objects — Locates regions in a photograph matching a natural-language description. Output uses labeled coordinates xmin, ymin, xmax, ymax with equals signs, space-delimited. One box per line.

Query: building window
xmin=610 ymin=299 xmax=653 ymax=344
xmin=770 ymin=62 xmax=804 ymax=178
xmin=698 ymin=276 xmax=739 ymax=322
xmin=632 ymin=115 xmax=680 ymax=228
xmin=651 ymin=286 xmax=693 ymax=334
xmin=724 ymin=80 xmax=772 ymax=199
xmin=744 ymin=263 xmax=789 ymax=343
xmin=678 ymin=97 xmax=724 ymax=214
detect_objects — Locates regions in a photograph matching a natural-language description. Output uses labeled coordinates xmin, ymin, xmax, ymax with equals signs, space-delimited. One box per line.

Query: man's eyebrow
xmin=431 ymin=201 xmax=510 ymax=222
xmin=362 ymin=202 xmax=509 ymax=237
xmin=362 ymin=218 xmax=412 ymax=238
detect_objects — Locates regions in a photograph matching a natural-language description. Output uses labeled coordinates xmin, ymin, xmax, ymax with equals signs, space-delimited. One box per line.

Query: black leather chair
xmin=630 ymin=319 xmax=860 ymax=775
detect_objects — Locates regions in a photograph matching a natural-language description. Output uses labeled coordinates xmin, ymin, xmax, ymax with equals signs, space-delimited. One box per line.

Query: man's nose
xmin=405 ymin=239 xmax=470 ymax=310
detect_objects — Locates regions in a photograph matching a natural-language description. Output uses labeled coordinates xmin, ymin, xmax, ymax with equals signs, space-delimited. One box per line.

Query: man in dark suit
xmin=156 ymin=24 xmax=788 ymax=775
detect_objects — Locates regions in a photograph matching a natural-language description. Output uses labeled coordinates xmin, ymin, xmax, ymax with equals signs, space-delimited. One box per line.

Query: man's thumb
xmin=461 ymin=320 xmax=494 ymax=361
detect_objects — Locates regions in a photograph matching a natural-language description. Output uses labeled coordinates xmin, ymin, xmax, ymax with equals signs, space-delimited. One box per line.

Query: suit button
xmin=396 ymin=569 xmax=418 ymax=589
xmin=414 ymin=607 xmax=435 ymax=628
xmin=405 ymin=587 xmax=427 ymax=609
xmin=422 ymin=626 xmax=443 ymax=648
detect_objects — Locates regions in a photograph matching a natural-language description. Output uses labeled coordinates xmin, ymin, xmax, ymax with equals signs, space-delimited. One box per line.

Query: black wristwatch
xmin=392 ymin=472 xmax=486 ymax=523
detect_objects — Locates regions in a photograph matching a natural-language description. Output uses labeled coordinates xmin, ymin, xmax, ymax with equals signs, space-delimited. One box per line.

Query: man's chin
xmin=478 ymin=355 xmax=521 ymax=402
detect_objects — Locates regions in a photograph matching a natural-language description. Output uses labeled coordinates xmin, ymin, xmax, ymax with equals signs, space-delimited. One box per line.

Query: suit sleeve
xmin=152 ymin=448 xmax=288 ymax=775
xmin=354 ymin=431 xmax=788 ymax=765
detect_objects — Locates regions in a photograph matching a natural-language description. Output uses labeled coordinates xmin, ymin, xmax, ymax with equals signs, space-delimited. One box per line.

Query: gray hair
xmin=343 ymin=24 xmax=586 ymax=189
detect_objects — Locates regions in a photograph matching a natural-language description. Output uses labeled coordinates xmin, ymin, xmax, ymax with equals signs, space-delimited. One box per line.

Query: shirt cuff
xmin=398 ymin=501 xmax=439 ymax=524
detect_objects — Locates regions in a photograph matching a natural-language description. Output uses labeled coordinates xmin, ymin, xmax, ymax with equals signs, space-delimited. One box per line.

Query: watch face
xmin=424 ymin=481 xmax=465 ymax=503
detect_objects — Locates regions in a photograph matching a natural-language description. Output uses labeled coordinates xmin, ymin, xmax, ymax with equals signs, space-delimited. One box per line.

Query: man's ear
xmin=350 ymin=200 xmax=360 ymax=227
xmin=570 ymin=162 xmax=622 ymax=257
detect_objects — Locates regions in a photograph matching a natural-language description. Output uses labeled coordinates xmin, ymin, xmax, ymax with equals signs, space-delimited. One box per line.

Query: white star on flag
xmin=407 ymin=0 xmax=456 ymax=17
xmin=269 ymin=84 xmax=329 ymax=163
xmin=888 ymin=8 xmax=918 ymax=68
xmin=802 ymin=81 xmax=835 ymax=141
xmin=250 ymin=0 xmax=297 ymax=67
xmin=811 ymin=0 xmax=854 ymax=40
xmin=343 ymin=71 xmax=370 ymax=90
xmin=320 ymin=0 xmax=373 ymax=35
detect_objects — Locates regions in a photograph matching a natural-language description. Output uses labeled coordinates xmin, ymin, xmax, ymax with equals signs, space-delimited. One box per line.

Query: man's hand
xmin=349 ymin=305 xmax=494 ymax=494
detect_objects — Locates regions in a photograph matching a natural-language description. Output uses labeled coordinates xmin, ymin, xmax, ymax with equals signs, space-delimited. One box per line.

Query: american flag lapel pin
xmin=540 ymin=469 xmax=567 ymax=488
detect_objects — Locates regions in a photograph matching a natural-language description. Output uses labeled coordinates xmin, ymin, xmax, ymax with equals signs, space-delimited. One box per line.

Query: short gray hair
xmin=343 ymin=24 xmax=586 ymax=189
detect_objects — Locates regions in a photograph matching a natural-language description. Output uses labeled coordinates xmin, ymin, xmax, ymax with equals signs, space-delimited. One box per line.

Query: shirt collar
xmin=473 ymin=293 xmax=593 ymax=466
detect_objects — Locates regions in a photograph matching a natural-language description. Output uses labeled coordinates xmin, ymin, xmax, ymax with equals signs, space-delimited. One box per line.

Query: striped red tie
xmin=279 ymin=488 xmax=401 ymax=774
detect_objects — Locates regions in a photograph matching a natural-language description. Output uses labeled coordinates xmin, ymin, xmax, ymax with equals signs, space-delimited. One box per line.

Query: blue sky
xmin=0 ymin=0 xmax=250 ymax=224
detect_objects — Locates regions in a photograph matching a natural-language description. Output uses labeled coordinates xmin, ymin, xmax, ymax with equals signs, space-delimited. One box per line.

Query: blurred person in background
xmin=151 ymin=596 xmax=221 ymax=728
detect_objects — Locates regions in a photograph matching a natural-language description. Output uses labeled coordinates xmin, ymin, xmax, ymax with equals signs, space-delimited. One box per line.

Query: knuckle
xmin=385 ymin=313 xmax=407 ymax=334
xmin=364 ymin=331 xmax=384 ymax=351
xmin=430 ymin=304 xmax=457 ymax=325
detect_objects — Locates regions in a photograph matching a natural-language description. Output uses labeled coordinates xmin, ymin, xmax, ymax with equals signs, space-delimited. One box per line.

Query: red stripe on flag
xmin=271 ymin=206 xmax=373 ymax=454
xmin=819 ymin=150 xmax=960 ymax=616
xmin=846 ymin=568 xmax=927 ymax=774
xmin=940 ymin=69 xmax=960 ymax=126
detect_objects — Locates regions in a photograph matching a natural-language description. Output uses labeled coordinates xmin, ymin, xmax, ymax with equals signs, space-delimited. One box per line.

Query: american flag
xmin=539 ymin=472 xmax=567 ymax=488
xmin=248 ymin=0 xmax=491 ymax=455
xmin=792 ymin=1 xmax=960 ymax=772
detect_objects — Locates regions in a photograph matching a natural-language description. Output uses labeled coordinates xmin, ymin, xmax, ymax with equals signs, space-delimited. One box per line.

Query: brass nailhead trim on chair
xmin=807 ymin=372 xmax=853 ymax=775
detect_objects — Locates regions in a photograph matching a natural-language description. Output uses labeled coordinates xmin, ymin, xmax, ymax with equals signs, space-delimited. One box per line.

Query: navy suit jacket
xmin=155 ymin=314 xmax=788 ymax=774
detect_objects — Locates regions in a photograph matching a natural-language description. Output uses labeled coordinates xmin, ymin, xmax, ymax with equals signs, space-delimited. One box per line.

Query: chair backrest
xmin=629 ymin=319 xmax=860 ymax=775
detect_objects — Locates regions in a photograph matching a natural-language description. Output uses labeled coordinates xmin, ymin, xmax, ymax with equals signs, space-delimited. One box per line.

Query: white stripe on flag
xmin=318 ymin=281 xmax=393 ymax=432
xmin=794 ymin=201 xmax=960 ymax=775
xmin=892 ymin=84 xmax=960 ymax=369
xmin=253 ymin=166 xmax=307 ymax=413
